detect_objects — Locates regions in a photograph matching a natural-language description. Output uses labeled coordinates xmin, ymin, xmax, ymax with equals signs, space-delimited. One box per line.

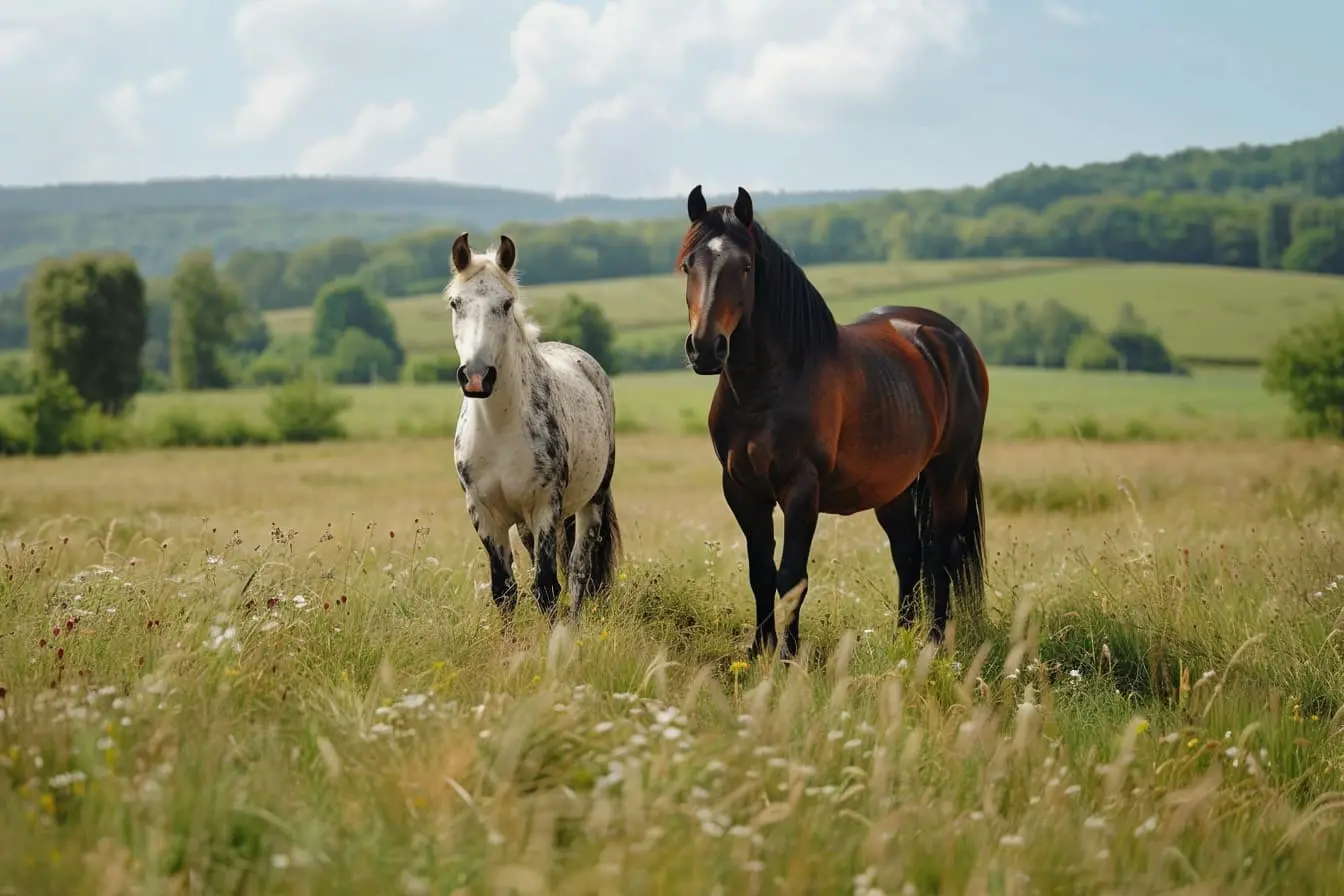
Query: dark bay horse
xmin=678 ymin=185 xmax=990 ymax=661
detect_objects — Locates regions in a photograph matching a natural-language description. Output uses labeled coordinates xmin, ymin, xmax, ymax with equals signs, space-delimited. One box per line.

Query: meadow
xmin=266 ymin=257 xmax=1344 ymax=364
xmin=2 ymin=426 xmax=1343 ymax=892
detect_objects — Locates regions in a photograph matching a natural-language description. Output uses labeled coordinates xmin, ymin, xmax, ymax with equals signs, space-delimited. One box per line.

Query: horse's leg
xmin=560 ymin=515 xmax=576 ymax=580
xmin=722 ymin=471 xmax=778 ymax=659
xmin=467 ymin=496 xmax=518 ymax=620
xmin=777 ymin=465 xmax=821 ymax=662
xmin=527 ymin=491 xmax=564 ymax=623
xmin=875 ymin=483 xmax=924 ymax=630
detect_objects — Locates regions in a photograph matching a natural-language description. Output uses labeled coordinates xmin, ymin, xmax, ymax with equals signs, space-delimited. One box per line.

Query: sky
xmin=0 ymin=0 xmax=1339 ymax=198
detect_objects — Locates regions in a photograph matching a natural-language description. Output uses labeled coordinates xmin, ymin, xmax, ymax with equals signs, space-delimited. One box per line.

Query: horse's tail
xmin=588 ymin=483 xmax=622 ymax=595
xmin=952 ymin=459 xmax=986 ymax=610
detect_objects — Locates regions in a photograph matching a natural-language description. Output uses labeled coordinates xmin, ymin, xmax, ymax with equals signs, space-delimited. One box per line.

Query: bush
xmin=406 ymin=353 xmax=462 ymax=384
xmin=264 ymin=377 xmax=352 ymax=443
xmin=144 ymin=406 xmax=277 ymax=448
xmin=1065 ymin=332 xmax=1122 ymax=371
xmin=326 ymin=329 xmax=397 ymax=384
xmin=1264 ymin=309 xmax=1344 ymax=438
xmin=311 ymin=277 xmax=404 ymax=377
xmin=245 ymin=333 xmax=312 ymax=386
xmin=0 ymin=355 xmax=31 ymax=395
xmin=18 ymin=371 xmax=89 ymax=456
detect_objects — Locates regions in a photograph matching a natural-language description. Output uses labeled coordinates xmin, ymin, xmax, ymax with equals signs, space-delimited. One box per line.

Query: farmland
xmin=2 ymin=427 xmax=1343 ymax=892
xmin=265 ymin=257 xmax=1344 ymax=364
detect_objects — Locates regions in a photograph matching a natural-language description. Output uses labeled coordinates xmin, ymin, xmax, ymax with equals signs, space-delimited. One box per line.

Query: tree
xmin=1281 ymin=227 xmax=1344 ymax=275
xmin=169 ymin=249 xmax=245 ymax=390
xmin=1264 ymin=309 xmax=1344 ymax=438
xmin=310 ymin=277 xmax=405 ymax=376
xmin=1259 ymin=200 xmax=1294 ymax=269
xmin=27 ymin=252 xmax=147 ymax=416
xmin=540 ymin=293 xmax=618 ymax=373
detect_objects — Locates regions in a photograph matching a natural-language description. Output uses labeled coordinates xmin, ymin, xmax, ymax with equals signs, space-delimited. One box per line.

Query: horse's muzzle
xmin=458 ymin=363 xmax=498 ymax=398
xmin=685 ymin=332 xmax=728 ymax=375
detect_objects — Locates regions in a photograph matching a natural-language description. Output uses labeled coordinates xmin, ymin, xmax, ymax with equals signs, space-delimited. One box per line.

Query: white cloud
xmin=0 ymin=27 xmax=38 ymax=66
xmin=1041 ymin=1 xmax=1096 ymax=26
xmin=99 ymin=67 xmax=188 ymax=146
xmin=297 ymin=100 xmax=417 ymax=175
xmin=227 ymin=0 xmax=452 ymax=143
xmin=396 ymin=0 xmax=978 ymax=195
xmin=706 ymin=0 xmax=977 ymax=131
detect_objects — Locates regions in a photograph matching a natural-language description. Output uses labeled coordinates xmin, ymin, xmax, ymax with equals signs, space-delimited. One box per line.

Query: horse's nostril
xmin=684 ymin=333 xmax=698 ymax=361
xmin=713 ymin=333 xmax=729 ymax=360
xmin=456 ymin=365 xmax=469 ymax=386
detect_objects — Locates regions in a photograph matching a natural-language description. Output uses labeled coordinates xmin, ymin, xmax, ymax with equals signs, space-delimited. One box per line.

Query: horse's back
xmin=848 ymin=305 xmax=989 ymax=408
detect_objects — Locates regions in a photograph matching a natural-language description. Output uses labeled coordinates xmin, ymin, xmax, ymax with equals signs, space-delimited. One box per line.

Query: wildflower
xmin=730 ymin=660 xmax=750 ymax=675
xmin=1133 ymin=815 xmax=1158 ymax=837
xmin=999 ymin=834 xmax=1024 ymax=847
xmin=1186 ymin=737 xmax=1199 ymax=749
xmin=1068 ymin=669 xmax=1082 ymax=680
xmin=594 ymin=721 xmax=614 ymax=734
xmin=1135 ymin=719 xmax=1149 ymax=735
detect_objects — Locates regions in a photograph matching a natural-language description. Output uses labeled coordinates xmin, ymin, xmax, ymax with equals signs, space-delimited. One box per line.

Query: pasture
xmin=1 ymin=428 xmax=1343 ymax=892
xmin=265 ymin=258 xmax=1344 ymax=364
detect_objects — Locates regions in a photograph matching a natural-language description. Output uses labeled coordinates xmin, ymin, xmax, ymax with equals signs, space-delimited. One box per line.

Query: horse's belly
xmin=560 ymin=435 xmax=610 ymax=517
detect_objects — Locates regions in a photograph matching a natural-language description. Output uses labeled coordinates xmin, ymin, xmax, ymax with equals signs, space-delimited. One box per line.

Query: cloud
xmin=1041 ymin=1 xmax=1096 ymax=26
xmin=396 ymin=0 xmax=978 ymax=195
xmin=0 ymin=28 xmax=38 ymax=66
xmin=227 ymin=0 xmax=452 ymax=144
xmin=297 ymin=100 xmax=417 ymax=175
xmin=99 ymin=68 xmax=188 ymax=146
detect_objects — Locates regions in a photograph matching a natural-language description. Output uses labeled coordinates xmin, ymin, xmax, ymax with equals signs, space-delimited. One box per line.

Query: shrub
xmin=18 ymin=371 xmax=88 ymax=456
xmin=245 ymin=333 xmax=312 ymax=386
xmin=0 ymin=355 xmax=31 ymax=395
xmin=406 ymin=353 xmax=461 ymax=384
xmin=1264 ymin=309 xmax=1344 ymax=438
xmin=1065 ymin=332 xmax=1122 ymax=371
xmin=264 ymin=377 xmax=352 ymax=443
xmin=326 ymin=329 xmax=396 ymax=385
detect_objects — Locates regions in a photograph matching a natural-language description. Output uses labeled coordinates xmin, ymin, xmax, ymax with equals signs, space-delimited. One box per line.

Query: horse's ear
xmin=497 ymin=234 xmax=517 ymax=273
xmin=733 ymin=187 xmax=753 ymax=229
xmin=451 ymin=232 xmax=472 ymax=273
xmin=687 ymin=184 xmax=707 ymax=222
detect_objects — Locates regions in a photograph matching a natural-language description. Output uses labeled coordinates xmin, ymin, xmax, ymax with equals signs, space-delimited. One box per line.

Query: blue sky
xmin=0 ymin=0 xmax=1338 ymax=197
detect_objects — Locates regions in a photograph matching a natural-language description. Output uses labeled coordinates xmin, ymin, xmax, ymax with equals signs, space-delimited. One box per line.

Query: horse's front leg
xmin=468 ymin=496 xmax=518 ymax=620
xmin=528 ymin=493 xmax=564 ymax=623
xmin=723 ymin=470 xmax=778 ymax=659
xmin=776 ymin=464 xmax=821 ymax=662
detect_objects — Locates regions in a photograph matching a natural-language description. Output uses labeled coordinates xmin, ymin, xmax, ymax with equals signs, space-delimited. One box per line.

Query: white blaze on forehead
xmin=706 ymin=236 xmax=727 ymax=255
xmin=699 ymin=236 xmax=734 ymax=318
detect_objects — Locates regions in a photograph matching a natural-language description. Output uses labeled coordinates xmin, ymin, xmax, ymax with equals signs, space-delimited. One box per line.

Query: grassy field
xmin=0 ymin=365 xmax=1295 ymax=446
xmin=264 ymin=258 xmax=1344 ymax=363
xmin=1 ymin=431 xmax=1343 ymax=892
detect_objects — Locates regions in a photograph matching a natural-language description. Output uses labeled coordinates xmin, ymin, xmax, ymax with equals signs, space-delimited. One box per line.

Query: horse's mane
xmin=447 ymin=249 xmax=542 ymax=343
xmin=677 ymin=209 xmax=839 ymax=365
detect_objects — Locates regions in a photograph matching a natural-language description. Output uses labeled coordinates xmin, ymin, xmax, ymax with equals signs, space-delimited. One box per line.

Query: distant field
xmin=0 ymin=366 xmax=1290 ymax=444
xmin=265 ymin=258 xmax=1085 ymax=356
xmin=264 ymin=258 xmax=1344 ymax=364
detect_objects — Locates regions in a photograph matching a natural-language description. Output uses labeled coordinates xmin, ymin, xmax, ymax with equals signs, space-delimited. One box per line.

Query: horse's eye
xmin=502 ymin=299 xmax=514 ymax=313
xmin=742 ymin=263 xmax=751 ymax=275
xmin=449 ymin=298 xmax=460 ymax=311
xmin=680 ymin=260 xmax=690 ymax=274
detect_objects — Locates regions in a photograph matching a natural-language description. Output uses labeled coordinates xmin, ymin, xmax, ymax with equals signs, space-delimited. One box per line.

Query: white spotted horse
xmin=446 ymin=232 xmax=622 ymax=625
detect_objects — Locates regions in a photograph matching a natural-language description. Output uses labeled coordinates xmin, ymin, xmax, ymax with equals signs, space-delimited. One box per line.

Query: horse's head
xmin=677 ymin=185 xmax=757 ymax=375
xmin=445 ymin=232 xmax=533 ymax=399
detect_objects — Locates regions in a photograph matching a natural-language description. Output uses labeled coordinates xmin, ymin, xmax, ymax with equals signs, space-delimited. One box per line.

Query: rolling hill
xmin=264 ymin=257 xmax=1344 ymax=365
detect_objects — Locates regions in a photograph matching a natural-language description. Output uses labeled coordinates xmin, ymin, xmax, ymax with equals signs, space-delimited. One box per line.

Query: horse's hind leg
xmin=921 ymin=452 xmax=983 ymax=644
xmin=875 ymin=483 xmax=924 ymax=630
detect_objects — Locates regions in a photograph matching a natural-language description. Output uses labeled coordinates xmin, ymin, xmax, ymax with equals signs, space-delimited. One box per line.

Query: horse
xmin=446 ymin=231 xmax=622 ymax=625
xmin=676 ymin=185 xmax=990 ymax=661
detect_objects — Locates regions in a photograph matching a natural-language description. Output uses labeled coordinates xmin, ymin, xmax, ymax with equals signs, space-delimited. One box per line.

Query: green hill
xmin=0 ymin=180 xmax=880 ymax=290
xmin=264 ymin=257 xmax=1344 ymax=365
xmin=4 ymin=127 xmax=1343 ymax=293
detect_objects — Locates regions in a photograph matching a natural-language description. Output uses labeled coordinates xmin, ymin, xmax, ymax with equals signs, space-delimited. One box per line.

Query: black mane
xmin=677 ymin=208 xmax=840 ymax=366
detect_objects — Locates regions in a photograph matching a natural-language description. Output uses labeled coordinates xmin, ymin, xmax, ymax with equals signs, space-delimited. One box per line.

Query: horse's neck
xmin=468 ymin=330 xmax=545 ymax=428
